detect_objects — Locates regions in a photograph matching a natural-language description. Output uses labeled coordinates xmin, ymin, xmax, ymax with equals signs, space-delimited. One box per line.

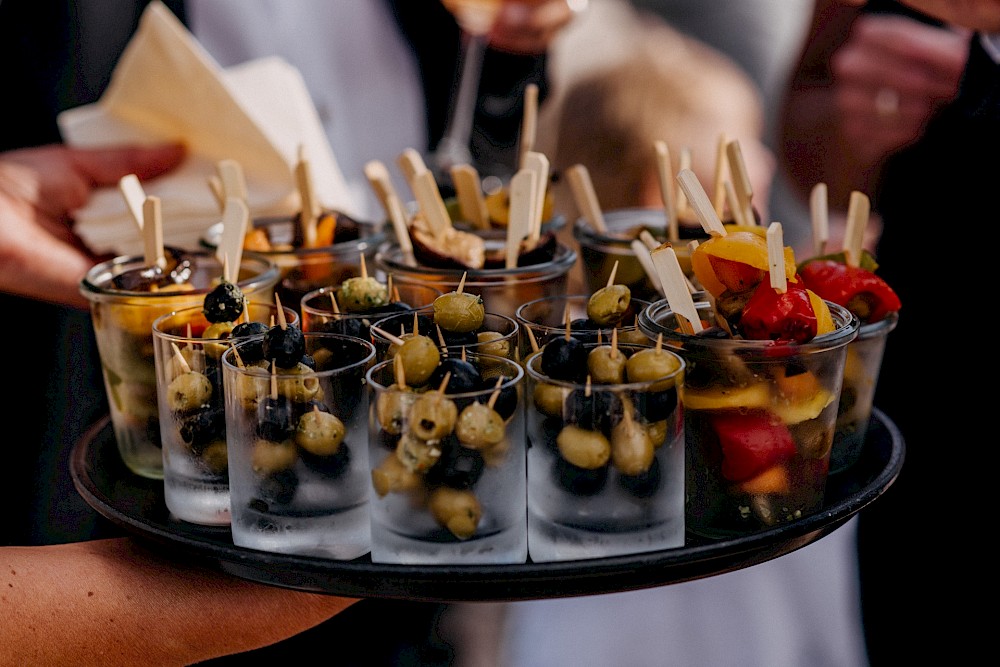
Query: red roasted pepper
xmin=712 ymin=409 xmax=797 ymax=482
xmin=739 ymin=277 xmax=818 ymax=343
xmin=798 ymin=259 xmax=900 ymax=324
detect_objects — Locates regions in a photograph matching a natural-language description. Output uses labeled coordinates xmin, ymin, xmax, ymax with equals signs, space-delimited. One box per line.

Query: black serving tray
xmin=70 ymin=410 xmax=903 ymax=602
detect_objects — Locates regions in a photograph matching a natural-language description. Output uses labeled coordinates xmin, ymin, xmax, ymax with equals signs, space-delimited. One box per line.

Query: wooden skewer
xmin=725 ymin=140 xmax=755 ymax=228
xmin=506 ymin=168 xmax=535 ymax=269
xmin=766 ymin=222 xmax=788 ymax=293
xmin=207 ymin=175 xmax=225 ymax=212
xmin=606 ymin=260 xmax=619 ymax=288
xmin=274 ymin=294 xmax=288 ymax=329
xmin=218 ymin=197 xmax=249 ymax=281
xmin=810 ymin=182 xmax=829 ymax=257
xmin=521 ymin=151 xmax=550 ymax=242
xmin=294 ymin=146 xmax=319 ymax=248
xmin=519 ymin=83 xmax=539 ymax=170
xmin=654 ymin=140 xmax=679 ymax=243
xmin=171 ymin=342 xmax=192 ymax=374
xmin=712 ymin=133 xmax=730 ymax=217
xmin=650 ymin=242 xmax=703 ymax=334
xmin=565 ymin=164 xmax=607 ymax=233
xmin=217 ymin=159 xmax=248 ymax=203
xmin=843 ymin=190 xmax=870 ymax=267
xmin=142 ymin=195 xmax=166 ymax=270
xmin=451 ymin=164 xmax=490 ymax=230
xmin=487 ymin=375 xmax=504 ymax=410
xmin=677 ymin=169 xmax=726 ymax=237
xmin=630 ymin=238 xmax=664 ymax=298
xmin=119 ymin=174 xmax=146 ymax=231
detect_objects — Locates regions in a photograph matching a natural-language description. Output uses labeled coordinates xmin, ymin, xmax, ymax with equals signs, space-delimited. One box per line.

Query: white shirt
xmin=187 ymin=0 xmax=425 ymax=221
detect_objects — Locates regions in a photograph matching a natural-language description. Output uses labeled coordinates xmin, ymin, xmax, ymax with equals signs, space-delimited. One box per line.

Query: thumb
xmin=69 ymin=143 xmax=187 ymax=187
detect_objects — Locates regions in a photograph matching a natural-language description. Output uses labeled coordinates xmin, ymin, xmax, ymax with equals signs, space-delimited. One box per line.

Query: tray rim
xmin=70 ymin=410 xmax=903 ymax=602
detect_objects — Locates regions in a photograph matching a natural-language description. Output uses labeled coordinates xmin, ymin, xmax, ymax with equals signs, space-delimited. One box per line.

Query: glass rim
xmin=515 ymin=294 xmax=652 ymax=331
xmin=299 ymin=281 xmax=444 ymax=317
xmin=151 ymin=301 xmax=299 ymax=341
xmin=365 ymin=350 xmax=524 ymax=396
xmin=374 ymin=239 xmax=577 ymax=279
xmin=220 ymin=331 xmax=376 ymax=376
xmin=522 ymin=343 xmax=685 ymax=391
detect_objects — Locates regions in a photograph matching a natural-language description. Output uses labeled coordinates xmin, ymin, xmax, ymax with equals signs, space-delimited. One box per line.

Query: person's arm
xmin=0 ymin=143 xmax=185 ymax=309
xmin=1 ymin=538 xmax=357 ymax=666
xmin=777 ymin=0 xmax=968 ymax=210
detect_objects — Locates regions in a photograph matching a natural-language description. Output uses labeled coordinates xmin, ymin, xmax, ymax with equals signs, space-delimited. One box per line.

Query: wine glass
xmin=429 ymin=0 xmax=503 ymax=188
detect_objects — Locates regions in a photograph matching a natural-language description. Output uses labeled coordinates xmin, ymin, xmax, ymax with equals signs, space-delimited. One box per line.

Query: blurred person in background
xmin=777 ymin=0 xmax=997 ymax=663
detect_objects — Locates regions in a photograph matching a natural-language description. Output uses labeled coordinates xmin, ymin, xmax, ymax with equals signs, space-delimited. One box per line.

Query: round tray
xmin=70 ymin=411 xmax=903 ymax=602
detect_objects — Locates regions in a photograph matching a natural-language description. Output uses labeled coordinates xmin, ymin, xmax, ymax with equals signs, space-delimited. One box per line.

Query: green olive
xmin=376 ymin=387 xmax=415 ymax=435
xmin=587 ymin=345 xmax=626 ymax=384
xmin=646 ymin=419 xmax=668 ymax=448
xmin=532 ymin=382 xmax=567 ymax=417
xmin=428 ymin=486 xmax=482 ymax=540
xmin=251 ymin=438 xmax=297 ymax=475
xmin=395 ymin=334 xmax=440 ymax=386
xmin=408 ymin=392 xmax=458 ymax=441
xmin=202 ymin=321 xmax=235 ymax=360
xmin=455 ymin=401 xmax=505 ymax=449
xmin=556 ymin=424 xmax=611 ymax=469
xmin=625 ymin=348 xmax=682 ymax=385
xmin=433 ymin=292 xmax=485 ymax=333
xmin=610 ymin=417 xmax=655 ymax=476
xmin=337 ymin=276 xmax=389 ymax=313
xmin=476 ymin=331 xmax=510 ymax=359
xmin=295 ymin=408 xmax=346 ymax=456
xmin=275 ymin=362 xmax=322 ymax=402
xmin=586 ymin=284 xmax=631 ymax=327
xmin=166 ymin=371 xmax=213 ymax=412
xmin=199 ymin=439 xmax=228 ymax=475
xmin=371 ymin=453 xmax=424 ymax=497
xmin=618 ymin=327 xmax=651 ymax=346
xmin=395 ymin=432 xmax=442 ymax=473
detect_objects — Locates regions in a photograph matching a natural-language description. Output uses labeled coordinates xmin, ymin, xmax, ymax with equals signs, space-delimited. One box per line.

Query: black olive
xmin=429 ymin=357 xmax=481 ymax=394
xmin=540 ymin=336 xmax=588 ymax=382
xmin=179 ymin=406 xmax=225 ymax=452
xmin=262 ymin=323 xmax=305 ymax=369
xmin=631 ymin=387 xmax=678 ymax=422
xmin=439 ymin=329 xmax=478 ymax=348
xmin=300 ymin=443 xmax=351 ymax=478
xmin=256 ymin=396 xmax=296 ymax=441
xmin=480 ymin=374 xmax=518 ymax=420
xmin=553 ymin=456 xmax=608 ymax=495
xmin=232 ymin=321 xmax=269 ymax=339
xmin=619 ymin=455 xmax=661 ymax=497
xmin=425 ymin=437 xmax=485 ymax=490
xmin=258 ymin=467 xmax=298 ymax=505
xmin=564 ymin=388 xmax=621 ymax=434
xmin=318 ymin=317 xmax=367 ymax=339
xmin=202 ymin=280 xmax=246 ymax=323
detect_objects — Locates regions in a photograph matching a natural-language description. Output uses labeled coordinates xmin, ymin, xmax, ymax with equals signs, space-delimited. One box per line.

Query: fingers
xmin=68 ymin=142 xmax=187 ymax=187
xmin=490 ymin=0 xmax=578 ymax=54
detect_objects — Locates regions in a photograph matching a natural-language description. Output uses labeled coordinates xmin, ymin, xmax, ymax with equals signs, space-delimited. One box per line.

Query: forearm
xmin=2 ymin=538 xmax=358 ymax=666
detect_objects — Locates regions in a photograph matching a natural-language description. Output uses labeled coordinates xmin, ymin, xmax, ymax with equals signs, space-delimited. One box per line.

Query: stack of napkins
xmin=59 ymin=0 xmax=357 ymax=256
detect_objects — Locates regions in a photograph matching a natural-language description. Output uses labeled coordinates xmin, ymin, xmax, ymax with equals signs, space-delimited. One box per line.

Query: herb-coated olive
xmin=371 ymin=453 xmax=424 ymax=497
xmin=250 ymin=438 xmax=297 ymax=475
xmin=587 ymin=284 xmax=631 ymax=327
xmin=428 ymin=486 xmax=482 ymax=539
xmin=455 ymin=401 xmax=505 ymax=449
xmin=166 ymin=371 xmax=213 ymax=413
xmin=433 ymin=292 xmax=485 ymax=333
xmin=295 ymin=407 xmax=346 ymax=456
xmin=337 ymin=276 xmax=389 ymax=313
xmin=202 ymin=280 xmax=246 ymax=323
xmin=395 ymin=432 xmax=443 ymax=473
xmin=409 ymin=392 xmax=458 ymax=441
xmin=274 ymin=362 xmax=322 ymax=402
xmin=377 ymin=387 xmax=415 ymax=435
xmin=262 ymin=323 xmax=306 ymax=369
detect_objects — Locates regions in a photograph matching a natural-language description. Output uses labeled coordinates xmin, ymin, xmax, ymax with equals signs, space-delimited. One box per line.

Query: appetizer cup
xmin=831 ymin=311 xmax=899 ymax=474
xmin=523 ymin=341 xmax=686 ymax=562
xmin=81 ymin=251 xmax=280 ymax=479
xmin=222 ymin=333 xmax=376 ymax=559
xmin=573 ymin=208 xmax=708 ymax=302
xmin=152 ymin=302 xmax=299 ymax=526
xmin=638 ymin=298 xmax=859 ymax=539
xmin=300 ymin=282 xmax=442 ymax=336
xmin=366 ymin=353 xmax=527 ymax=564
xmin=203 ymin=213 xmax=387 ymax=317
xmin=374 ymin=239 xmax=577 ymax=319
xmin=515 ymin=294 xmax=652 ymax=361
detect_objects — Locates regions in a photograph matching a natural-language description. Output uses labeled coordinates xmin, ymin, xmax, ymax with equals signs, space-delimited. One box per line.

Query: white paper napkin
xmin=59 ymin=0 xmax=358 ymax=256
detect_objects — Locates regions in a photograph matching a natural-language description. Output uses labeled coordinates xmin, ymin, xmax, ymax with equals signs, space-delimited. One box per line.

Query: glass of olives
xmin=81 ymin=251 xmax=280 ymax=480
xmin=300 ymin=281 xmax=443 ymax=338
xmin=221 ymin=331 xmax=376 ymax=560
xmin=523 ymin=339 xmax=687 ymax=562
xmin=514 ymin=294 xmax=653 ymax=361
xmin=638 ymin=298 xmax=859 ymax=539
xmin=151 ymin=301 xmax=300 ymax=526
xmin=366 ymin=352 xmax=527 ymax=564
xmin=374 ymin=237 xmax=577 ymax=320
xmin=202 ymin=212 xmax=387 ymax=318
